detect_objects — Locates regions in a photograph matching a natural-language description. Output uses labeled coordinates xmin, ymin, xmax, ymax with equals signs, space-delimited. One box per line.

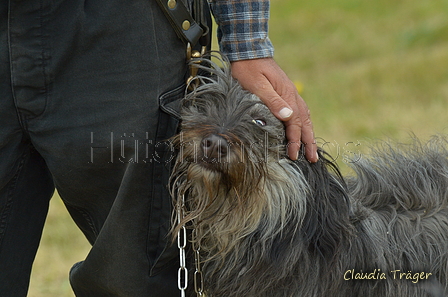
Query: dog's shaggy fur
xmin=170 ymin=56 xmax=448 ymax=297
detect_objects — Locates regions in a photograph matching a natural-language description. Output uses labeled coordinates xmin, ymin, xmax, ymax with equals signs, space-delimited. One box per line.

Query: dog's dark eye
xmin=252 ymin=119 xmax=266 ymax=126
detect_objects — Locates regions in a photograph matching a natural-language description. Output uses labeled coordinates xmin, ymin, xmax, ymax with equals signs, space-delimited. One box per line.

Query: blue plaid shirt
xmin=209 ymin=0 xmax=274 ymax=61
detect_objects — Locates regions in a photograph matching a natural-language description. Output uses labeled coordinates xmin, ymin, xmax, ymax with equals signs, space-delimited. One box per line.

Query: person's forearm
xmin=209 ymin=0 xmax=274 ymax=61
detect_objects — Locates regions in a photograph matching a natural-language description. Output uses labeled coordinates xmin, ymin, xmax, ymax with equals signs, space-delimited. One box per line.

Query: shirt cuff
xmin=209 ymin=0 xmax=275 ymax=61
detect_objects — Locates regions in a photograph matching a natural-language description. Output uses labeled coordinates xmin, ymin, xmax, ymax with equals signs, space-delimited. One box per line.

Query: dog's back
xmin=342 ymin=137 xmax=448 ymax=297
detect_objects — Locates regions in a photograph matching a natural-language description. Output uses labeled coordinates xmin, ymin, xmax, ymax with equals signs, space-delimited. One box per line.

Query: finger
xmin=284 ymin=120 xmax=302 ymax=160
xmin=293 ymin=93 xmax=318 ymax=162
xmin=300 ymin=110 xmax=319 ymax=163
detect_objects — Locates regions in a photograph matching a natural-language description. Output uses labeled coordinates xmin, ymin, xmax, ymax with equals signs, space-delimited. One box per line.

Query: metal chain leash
xmin=192 ymin=228 xmax=204 ymax=295
xmin=177 ymin=194 xmax=204 ymax=297
xmin=177 ymin=40 xmax=206 ymax=296
xmin=177 ymin=194 xmax=188 ymax=297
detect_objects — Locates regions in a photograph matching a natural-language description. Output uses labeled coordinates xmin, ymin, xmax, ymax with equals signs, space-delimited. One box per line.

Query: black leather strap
xmin=156 ymin=0 xmax=204 ymax=46
xmin=193 ymin=0 xmax=211 ymax=47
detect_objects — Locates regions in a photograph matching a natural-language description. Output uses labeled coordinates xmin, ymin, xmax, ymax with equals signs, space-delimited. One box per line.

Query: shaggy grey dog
xmin=170 ymin=56 xmax=448 ymax=297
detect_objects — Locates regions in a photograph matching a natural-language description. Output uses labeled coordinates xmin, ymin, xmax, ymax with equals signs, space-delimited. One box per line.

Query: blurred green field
xmin=269 ymin=0 xmax=448 ymax=159
xmin=29 ymin=1 xmax=448 ymax=296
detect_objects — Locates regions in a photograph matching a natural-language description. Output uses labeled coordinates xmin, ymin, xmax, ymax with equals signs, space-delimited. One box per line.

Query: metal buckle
xmin=186 ymin=42 xmax=207 ymax=91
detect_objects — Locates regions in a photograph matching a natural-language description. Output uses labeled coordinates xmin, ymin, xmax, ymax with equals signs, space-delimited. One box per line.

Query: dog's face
xmin=177 ymin=77 xmax=288 ymax=177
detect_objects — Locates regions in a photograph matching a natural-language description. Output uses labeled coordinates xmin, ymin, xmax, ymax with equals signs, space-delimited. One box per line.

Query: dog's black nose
xmin=202 ymin=134 xmax=228 ymax=159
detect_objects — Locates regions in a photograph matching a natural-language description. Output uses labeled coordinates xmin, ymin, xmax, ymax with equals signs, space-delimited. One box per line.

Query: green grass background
xmin=29 ymin=0 xmax=448 ymax=296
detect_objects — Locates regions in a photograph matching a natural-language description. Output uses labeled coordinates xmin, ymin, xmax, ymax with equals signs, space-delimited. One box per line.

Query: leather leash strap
xmin=155 ymin=0 xmax=207 ymax=47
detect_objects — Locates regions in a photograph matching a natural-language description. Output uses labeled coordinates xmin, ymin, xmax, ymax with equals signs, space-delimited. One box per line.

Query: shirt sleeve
xmin=208 ymin=0 xmax=275 ymax=61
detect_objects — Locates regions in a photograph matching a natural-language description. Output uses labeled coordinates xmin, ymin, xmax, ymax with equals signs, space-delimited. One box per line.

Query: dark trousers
xmin=0 ymin=0 xmax=185 ymax=295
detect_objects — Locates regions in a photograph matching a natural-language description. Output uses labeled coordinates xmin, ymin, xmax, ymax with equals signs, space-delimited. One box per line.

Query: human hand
xmin=231 ymin=58 xmax=318 ymax=162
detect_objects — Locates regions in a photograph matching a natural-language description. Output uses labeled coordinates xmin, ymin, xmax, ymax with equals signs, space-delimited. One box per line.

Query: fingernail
xmin=279 ymin=107 xmax=293 ymax=119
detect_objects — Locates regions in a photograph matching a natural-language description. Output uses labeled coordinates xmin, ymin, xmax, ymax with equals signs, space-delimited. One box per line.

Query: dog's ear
xmin=298 ymin=150 xmax=353 ymax=262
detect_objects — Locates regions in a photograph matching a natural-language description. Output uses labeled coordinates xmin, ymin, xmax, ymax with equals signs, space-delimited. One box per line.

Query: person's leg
xmin=0 ymin=3 xmax=55 ymax=296
xmin=5 ymin=0 xmax=186 ymax=295
xmin=0 ymin=144 xmax=54 ymax=296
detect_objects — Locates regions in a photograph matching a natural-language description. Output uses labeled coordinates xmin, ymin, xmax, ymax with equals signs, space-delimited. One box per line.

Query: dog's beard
xmin=171 ymin=130 xmax=268 ymax=248
xmin=170 ymin=130 xmax=311 ymax=265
